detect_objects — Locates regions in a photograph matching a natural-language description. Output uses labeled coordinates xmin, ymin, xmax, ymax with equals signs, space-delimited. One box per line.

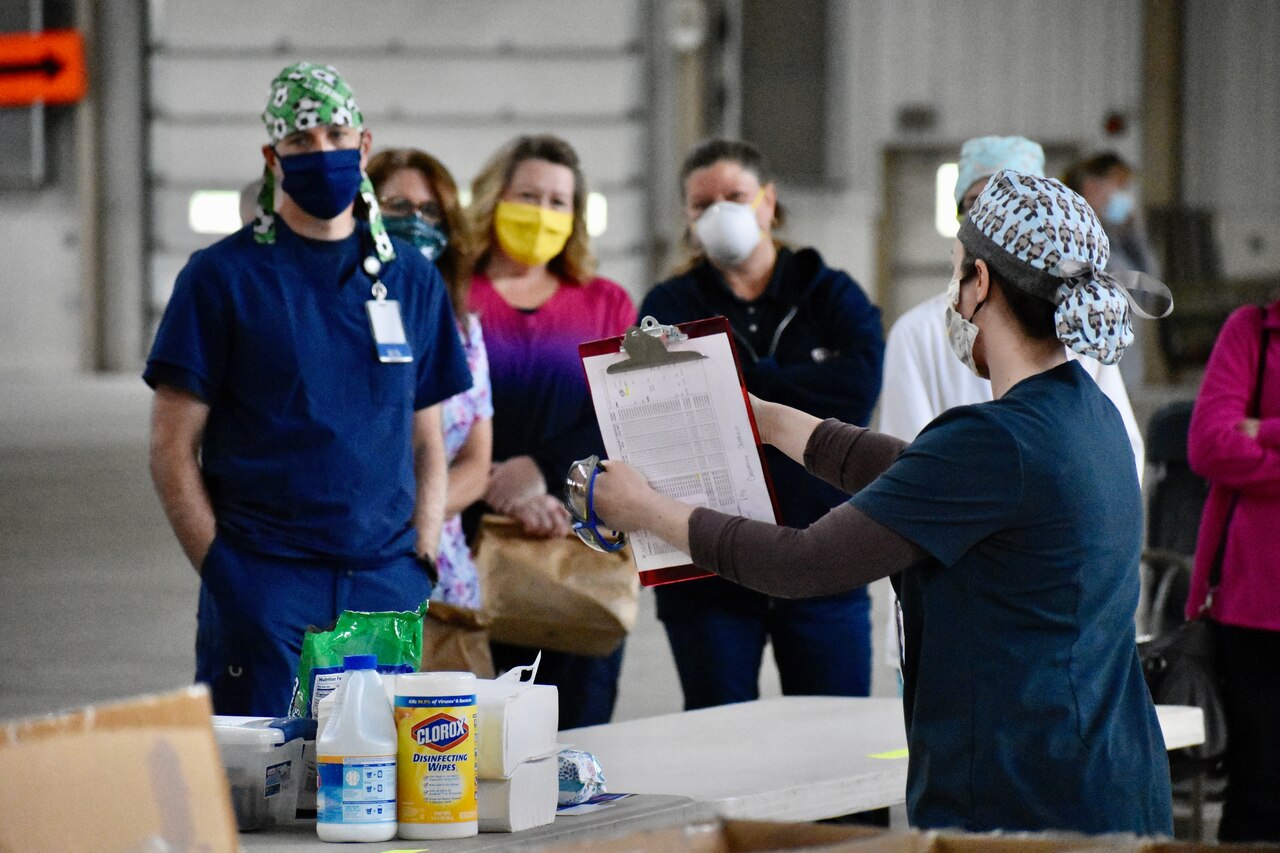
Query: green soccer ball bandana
xmin=252 ymin=61 xmax=394 ymax=262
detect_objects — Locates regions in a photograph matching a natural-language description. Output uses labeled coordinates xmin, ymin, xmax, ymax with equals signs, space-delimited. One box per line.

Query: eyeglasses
xmin=563 ymin=455 xmax=627 ymax=553
xmin=378 ymin=196 xmax=443 ymax=223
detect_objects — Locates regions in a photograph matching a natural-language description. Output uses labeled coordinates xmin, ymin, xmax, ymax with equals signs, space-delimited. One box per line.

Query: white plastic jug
xmin=315 ymin=655 xmax=397 ymax=842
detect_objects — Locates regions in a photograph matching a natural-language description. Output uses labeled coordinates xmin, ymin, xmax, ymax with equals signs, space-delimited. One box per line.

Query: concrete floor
xmin=0 ymin=371 xmax=810 ymax=724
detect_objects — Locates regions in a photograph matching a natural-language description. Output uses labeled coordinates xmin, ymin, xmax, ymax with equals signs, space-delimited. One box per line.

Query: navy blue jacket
xmin=640 ymin=247 xmax=884 ymax=529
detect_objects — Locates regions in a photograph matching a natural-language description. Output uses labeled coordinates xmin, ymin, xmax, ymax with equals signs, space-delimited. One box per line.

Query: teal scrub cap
xmin=251 ymin=61 xmax=394 ymax=263
xmin=954 ymin=136 xmax=1045 ymax=208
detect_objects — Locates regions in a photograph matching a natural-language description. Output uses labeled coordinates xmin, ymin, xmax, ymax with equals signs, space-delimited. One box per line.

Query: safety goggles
xmin=563 ymin=455 xmax=627 ymax=553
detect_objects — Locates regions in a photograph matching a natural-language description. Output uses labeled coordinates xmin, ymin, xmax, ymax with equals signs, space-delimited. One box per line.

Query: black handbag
xmin=1141 ymin=615 xmax=1227 ymax=763
xmin=1140 ymin=308 xmax=1270 ymax=765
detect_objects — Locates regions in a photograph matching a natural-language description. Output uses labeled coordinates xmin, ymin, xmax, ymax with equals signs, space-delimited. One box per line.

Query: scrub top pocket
xmin=370 ymin=357 xmax=415 ymax=408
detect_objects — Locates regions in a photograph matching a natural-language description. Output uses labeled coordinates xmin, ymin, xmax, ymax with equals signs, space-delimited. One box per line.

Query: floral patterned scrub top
xmin=433 ymin=313 xmax=493 ymax=610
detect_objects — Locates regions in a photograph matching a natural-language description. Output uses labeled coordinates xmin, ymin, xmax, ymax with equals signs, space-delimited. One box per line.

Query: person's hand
xmin=592 ymin=460 xmax=659 ymax=533
xmin=1237 ymin=418 xmax=1261 ymax=439
xmin=508 ymin=494 xmax=572 ymax=538
xmin=485 ymin=456 xmax=546 ymax=513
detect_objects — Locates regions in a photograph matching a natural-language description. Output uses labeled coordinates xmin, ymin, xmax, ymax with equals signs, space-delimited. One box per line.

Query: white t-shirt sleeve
xmin=877 ymin=293 xmax=992 ymax=442
xmin=1074 ymin=357 xmax=1145 ymax=486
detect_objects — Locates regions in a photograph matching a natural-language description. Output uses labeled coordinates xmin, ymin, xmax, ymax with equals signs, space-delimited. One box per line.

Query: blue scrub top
xmin=853 ymin=361 xmax=1172 ymax=834
xmin=144 ymin=221 xmax=471 ymax=564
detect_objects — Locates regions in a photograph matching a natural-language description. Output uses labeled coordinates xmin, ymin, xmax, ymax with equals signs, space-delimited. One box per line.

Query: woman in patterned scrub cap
xmin=591 ymin=171 xmax=1178 ymax=835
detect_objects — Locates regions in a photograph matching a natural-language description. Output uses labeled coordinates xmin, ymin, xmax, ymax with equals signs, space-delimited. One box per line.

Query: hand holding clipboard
xmin=574 ymin=316 xmax=781 ymax=587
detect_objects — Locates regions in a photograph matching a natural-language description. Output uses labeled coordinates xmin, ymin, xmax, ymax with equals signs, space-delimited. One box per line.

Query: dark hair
xmin=366 ymin=148 xmax=472 ymax=319
xmin=678 ymin=138 xmax=787 ymax=227
xmin=469 ymin=134 xmax=596 ymax=284
xmin=675 ymin=138 xmax=787 ymax=269
xmin=960 ymin=247 xmax=1057 ymax=341
xmin=1062 ymin=151 xmax=1131 ymax=193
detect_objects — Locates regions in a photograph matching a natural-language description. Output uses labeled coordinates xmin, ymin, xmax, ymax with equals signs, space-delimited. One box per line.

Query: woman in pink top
xmin=1185 ymin=299 xmax=1280 ymax=843
xmin=466 ymin=134 xmax=636 ymax=728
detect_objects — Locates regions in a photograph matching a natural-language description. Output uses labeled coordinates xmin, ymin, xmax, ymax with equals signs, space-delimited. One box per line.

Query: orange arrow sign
xmin=0 ymin=30 xmax=87 ymax=107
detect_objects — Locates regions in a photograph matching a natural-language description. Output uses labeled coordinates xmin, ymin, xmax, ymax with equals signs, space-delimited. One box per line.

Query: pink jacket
xmin=1185 ymin=300 xmax=1280 ymax=631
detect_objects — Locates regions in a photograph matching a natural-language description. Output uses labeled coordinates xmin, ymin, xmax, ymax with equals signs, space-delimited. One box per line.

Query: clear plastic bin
xmin=211 ymin=716 xmax=308 ymax=831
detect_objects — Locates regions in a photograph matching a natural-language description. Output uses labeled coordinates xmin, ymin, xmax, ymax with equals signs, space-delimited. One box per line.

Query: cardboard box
xmin=474 ymin=671 xmax=559 ymax=779
xmin=478 ymin=753 xmax=559 ymax=832
xmin=845 ymin=832 xmax=1280 ymax=852
xmin=548 ymin=820 xmax=1280 ymax=853
xmin=0 ymin=685 xmax=239 ymax=852
xmin=548 ymin=818 xmax=886 ymax=852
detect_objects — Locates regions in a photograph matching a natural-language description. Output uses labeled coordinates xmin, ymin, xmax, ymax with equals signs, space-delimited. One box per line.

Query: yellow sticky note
xmin=381 ymin=848 xmax=429 ymax=853
xmin=868 ymin=748 xmax=909 ymax=760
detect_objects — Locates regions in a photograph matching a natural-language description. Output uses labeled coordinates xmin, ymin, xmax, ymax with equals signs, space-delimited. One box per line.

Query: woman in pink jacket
xmin=1185 ymin=298 xmax=1280 ymax=843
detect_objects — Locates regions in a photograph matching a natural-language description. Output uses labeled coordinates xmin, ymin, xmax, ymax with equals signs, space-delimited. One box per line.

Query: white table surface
xmin=564 ymin=697 xmax=909 ymax=823
xmin=562 ymin=697 xmax=1206 ymax=823
xmin=1155 ymin=703 xmax=1206 ymax=751
xmin=240 ymin=794 xmax=704 ymax=851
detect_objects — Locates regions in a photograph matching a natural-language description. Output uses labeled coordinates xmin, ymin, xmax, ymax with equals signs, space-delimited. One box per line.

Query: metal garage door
xmin=146 ymin=0 xmax=654 ymax=329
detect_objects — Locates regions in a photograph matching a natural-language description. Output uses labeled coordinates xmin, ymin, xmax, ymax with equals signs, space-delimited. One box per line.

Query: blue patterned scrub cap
xmin=958 ymin=170 xmax=1172 ymax=364
xmin=954 ymin=136 xmax=1045 ymax=207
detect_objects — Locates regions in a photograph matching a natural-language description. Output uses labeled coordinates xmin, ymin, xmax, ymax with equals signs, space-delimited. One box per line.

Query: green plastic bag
xmin=289 ymin=600 xmax=428 ymax=718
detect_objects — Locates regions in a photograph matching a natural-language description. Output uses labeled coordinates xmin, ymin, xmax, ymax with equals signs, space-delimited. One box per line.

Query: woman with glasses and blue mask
xmin=593 ymin=171 xmax=1176 ymax=835
xmin=367 ymin=148 xmax=492 ymax=612
xmin=637 ymin=139 xmax=885 ymax=712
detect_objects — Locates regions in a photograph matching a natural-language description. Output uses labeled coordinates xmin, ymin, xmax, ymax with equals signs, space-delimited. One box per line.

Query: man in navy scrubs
xmin=145 ymin=62 xmax=471 ymax=716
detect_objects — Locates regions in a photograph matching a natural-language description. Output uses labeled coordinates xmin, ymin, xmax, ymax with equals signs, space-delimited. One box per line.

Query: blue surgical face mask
xmin=1104 ymin=189 xmax=1135 ymax=225
xmin=277 ymin=148 xmax=363 ymax=220
xmin=383 ymin=214 xmax=449 ymax=261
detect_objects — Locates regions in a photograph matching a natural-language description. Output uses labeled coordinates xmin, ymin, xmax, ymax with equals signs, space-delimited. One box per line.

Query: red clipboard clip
xmin=578 ymin=315 xmax=783 ymax=587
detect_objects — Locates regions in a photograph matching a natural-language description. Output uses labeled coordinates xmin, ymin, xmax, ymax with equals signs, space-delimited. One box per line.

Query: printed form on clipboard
xmin=579 ymin=316 xmax=781 ymax=587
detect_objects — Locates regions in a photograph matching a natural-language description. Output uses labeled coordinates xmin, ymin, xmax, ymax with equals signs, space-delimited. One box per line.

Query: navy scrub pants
xmin=656 ymin=576 xmax=872 ymax=710
xmin=489 ymin=641 xmax=625 ymax=731
xmin=196 ymin=536 xmax=433 ymax=717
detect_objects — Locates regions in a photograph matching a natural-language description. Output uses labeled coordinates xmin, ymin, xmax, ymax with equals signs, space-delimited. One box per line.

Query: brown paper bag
xmin=472 ymin=514 xmax=639 ymax=657
xmin=421 ymin=600 xmax=496 ymax=678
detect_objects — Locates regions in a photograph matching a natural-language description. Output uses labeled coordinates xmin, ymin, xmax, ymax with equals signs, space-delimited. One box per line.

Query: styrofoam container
xmin=211 ymin=716 xmax=307 ymax=831
xmin=474 ymin=675 xmax=558 ymax=779
xmin=477 ymin=754 xmax=559 ymax=832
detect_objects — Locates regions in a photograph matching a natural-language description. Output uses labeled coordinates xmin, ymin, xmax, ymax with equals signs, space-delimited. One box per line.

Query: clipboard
xmin=579 ymin=315 xmax=782 ymax=587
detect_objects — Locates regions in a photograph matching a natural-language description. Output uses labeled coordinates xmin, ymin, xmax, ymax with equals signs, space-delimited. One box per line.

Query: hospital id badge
xmin=365 ymin=299 xmax=413 ymax=363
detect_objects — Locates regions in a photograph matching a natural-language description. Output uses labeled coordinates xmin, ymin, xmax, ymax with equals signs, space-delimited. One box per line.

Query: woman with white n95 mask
xmin=638 ymin=138 xmax=885 ymax=714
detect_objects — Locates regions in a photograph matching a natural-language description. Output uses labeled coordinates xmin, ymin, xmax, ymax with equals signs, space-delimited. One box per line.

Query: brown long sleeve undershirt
xmin=688 ymin=419 xmax=929 ymax=598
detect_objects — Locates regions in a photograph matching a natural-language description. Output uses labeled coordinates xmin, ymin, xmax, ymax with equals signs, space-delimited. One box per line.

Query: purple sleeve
xmin=528 ymin=279 xmax=636 ymax=487
xmin=688 ymin=501 xmax=927 ymax=598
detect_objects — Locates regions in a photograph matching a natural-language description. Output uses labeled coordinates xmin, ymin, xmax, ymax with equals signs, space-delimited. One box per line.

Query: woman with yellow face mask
xmin=466 ymin=135 xmax=636 ymax=729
